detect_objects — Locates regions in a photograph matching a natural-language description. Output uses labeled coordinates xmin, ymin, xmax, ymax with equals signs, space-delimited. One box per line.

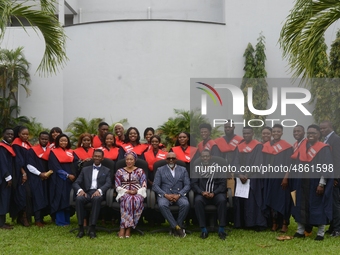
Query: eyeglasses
xmin=166 ymin=157 xmax=176 ymax=160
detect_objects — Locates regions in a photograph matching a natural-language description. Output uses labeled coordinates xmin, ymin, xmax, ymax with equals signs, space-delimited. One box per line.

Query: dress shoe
xmin=314 ymin=235 xmax=324 ymax=241
xmin=35 ymin=222 xmax=45 ymax=227
xmin=293 ymin=232 xmax=305 ymax=238
xmin=76 ymin=231 xmax=85 ymax=238
xmin=175 ymin=228 xmax=186 ymax=238
xmin=331 ymin=231 xmax=340 ymax=237
xmin=325 ymin=228 xmax=333 ymax=235
xmin=89 ymin=231 xmax=97 ymax=239
xmin=218 ymin=232 xmax=227 ymax=240
xmin=200 ymin=232 xmax=208 ymax=239
xmin=0 ymin=224 xmax=13 ymax=230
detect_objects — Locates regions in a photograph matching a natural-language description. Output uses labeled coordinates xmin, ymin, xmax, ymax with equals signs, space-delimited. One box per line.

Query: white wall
xmin=1 ymin=0 xmax=340 ymax=142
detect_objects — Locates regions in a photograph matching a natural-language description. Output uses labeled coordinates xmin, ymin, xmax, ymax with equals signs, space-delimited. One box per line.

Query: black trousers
xmin=75 ymin=189 xmax=103 ymax=226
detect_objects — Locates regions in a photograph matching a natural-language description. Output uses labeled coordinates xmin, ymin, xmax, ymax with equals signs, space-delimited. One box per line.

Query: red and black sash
xmin=121 ymin=143 xmax=148 ymax=155
xmin=144 ymin=149 xmax=168 ymax=171
xmin=291 ymin=138 xmax=307 ymax=159
xmin=237 ymin=139 xmax=261 ymax=153
xmin=12 ymin=138 xmax=32 ymax=150
xmin=32 ymin=145 xmax=51 ymax=160
xmin=52 ymin=147 xmax=74 ymax=163
xmin=115 ymin=137 xmax=124 ymax=147
xmin=171 ymin=146 xmax=197 ymax=163
xmin=0 ymin=142 xmax=16 ymax=157
xmin=92 ymin=135 xmax=102 ymax=149
xmin=100 ymin=147 xmax=119 ymax=160
xmin=198 ymin=139 xmax=217 ymax=152
xmin=262 ymin=139 xmax=292 ymax=155
xmin=299 ymin=141 xmax=328 ymax=162
xmin=215 ymin=135 xmax=243 ymax=152
xmin=73 ymin=147 xmax=94 ymax=160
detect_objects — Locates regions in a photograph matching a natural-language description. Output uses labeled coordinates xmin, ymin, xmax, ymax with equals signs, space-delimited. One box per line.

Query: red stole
xmin=12 ymin=138 xmax=32 ymax=150
xmin=144 ymin=149 xmax=168 ymax=171
xmin=52 ymin=147 xmax=74 ymax=163
xmin=73 ymin=147 xmax=94 ymax=160
xmin=99 ymin=147 xmax=119 ymax=160
xmin=0 ymin=142 xmax=16 ymax=157
xmin=92 ymin=135 xmax=102 ymax=149
xmin=299 ymin=141 xmax=328 ymax=162
xmin=237 ymin=139 xmax=260 ymax=153
xmin=121 ymin=143 xmax=148 ymax=155
xmin=215 ymin=135 xmax=244 ymax=152
xmin=291 ymin=138 xmax=307 ymax=159
xmin=171 ymin=146 xmax=197 ymax=163
xmin=198 ymin=139 xmax=217 ymax=152
xmin=32 ymin=145 xmax=51 ymax=160
xmin=48 ymin=142 xmax=56 ymax=150
xmin=262 ymin=140 xmax=292 ymax=155
xmin=115 ymin=137 xmax=124 ymax=147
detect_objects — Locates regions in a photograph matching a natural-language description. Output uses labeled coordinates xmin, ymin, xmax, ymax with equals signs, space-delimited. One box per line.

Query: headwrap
xmin=124 ymin=150 xmax=137 ymax=160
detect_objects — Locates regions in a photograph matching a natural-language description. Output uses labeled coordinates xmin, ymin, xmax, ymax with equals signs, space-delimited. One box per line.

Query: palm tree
xmin=0 ymin=47 xmax=31 ymax=130
xmin=0 ymin=0 xmax=67 ymax=74
xmin=279 ymin=0 xmax=340 ymax=81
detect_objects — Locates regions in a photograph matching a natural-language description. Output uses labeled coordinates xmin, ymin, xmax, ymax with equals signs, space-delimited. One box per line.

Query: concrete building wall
xmin=1 ymin=0 xmax=339 ymax=142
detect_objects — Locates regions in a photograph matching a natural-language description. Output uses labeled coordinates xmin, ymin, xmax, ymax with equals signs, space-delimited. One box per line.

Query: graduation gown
xmin=11 ymin=138 xmax=32 ymax=215
xmin=118 ymin=143 xmax=148 ymax=160
xmin=27 ymin=146 xmax=50 ymax=213
xmin=215 ymin=135 xmax=243 ymax=164
xmin=262 ymin=140 xmax=293 ymax=220
xmin=197 ymin=139 xmax=221 ymax=157
xmin=291 ymin=142 xmax=333 ymax=225
xmin=234 ymin=140 xmax=267 ymax=228
xmin=0 ymin=143 xmax=15 ymax=215
xmin=48 ymin=148 xmax=78 ymax=214
xmin=171 ymin=146 xmax=198 ymax=174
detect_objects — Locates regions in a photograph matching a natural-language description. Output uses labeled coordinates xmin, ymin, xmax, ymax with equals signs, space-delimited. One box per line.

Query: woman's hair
xmin=124 ymin=127 xmax=141 ymax=144
xmin=49 ymin=127 xmax=63 ymax=143
xmin=261 ymin=126 xmax=272 ymax=132
xmin=143 ymin=127 xmax=155 ymax=138
xmin=175 ymin=132 xmax=196 ymax=147
xmin=102 ymin=132 xmax=116 ymax=148
xmin=13 ymin=126 xmax=28 ymax=139
xmin=55 ymin=133 xmax=71 ymax=149
xmin=77 ymin=133 xmax=93 ymax=148
xmin=149 ymin=135 xmax=161 ymax=144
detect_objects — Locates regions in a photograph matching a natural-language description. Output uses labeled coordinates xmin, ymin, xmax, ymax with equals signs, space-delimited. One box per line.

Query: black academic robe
xmin=291 ymin=143 xmax=333 ymax=225
xmin=27 ymin=148 xmax=49 ymax=213
xmin=0 ymin=146 xmax=15 ymax=215
xmin=11 ymin=142 xmax=31 ymax=216
xmin=233 ymin=141 xmax=267 ymax=228
xmin=262 ymin=140 xmax=293 ymax=221
xmin=48 ymin=150 xmax=78 ymax=214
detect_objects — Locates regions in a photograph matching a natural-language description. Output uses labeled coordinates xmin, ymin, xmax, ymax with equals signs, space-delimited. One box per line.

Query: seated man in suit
xmin=152 ymin=152 xmax=190 ymax=237
xmin=191 ymin=149 xmax=227 ymax=240
xmin=73 ymin=149 xmax=112 ymax=239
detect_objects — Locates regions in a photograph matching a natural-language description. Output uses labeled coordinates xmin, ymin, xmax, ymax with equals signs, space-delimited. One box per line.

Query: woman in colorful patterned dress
xmin=115 ymin=151 xmax=147 ymax=238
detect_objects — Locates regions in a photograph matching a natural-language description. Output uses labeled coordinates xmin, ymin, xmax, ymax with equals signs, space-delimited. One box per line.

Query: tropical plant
xmin=279 ymin=0 xmax=340 ymax=82
xmin=241 ymin=34 xmax=269 ymax=139
xmin=0 ymin=47 xmax=31 ymax=131
xmin=157 ymin=109 xmax=223 ymax=149
xmin=0 ymin=0 xmax=67 ymax=74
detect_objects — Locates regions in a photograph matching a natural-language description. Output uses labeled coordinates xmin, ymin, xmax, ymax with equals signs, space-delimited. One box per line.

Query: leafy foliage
xmin=157 ymin=109 xmax=223 ymax=149
xmin=0 ymin=0 xmax=67 ymax=75
xmin=280 ymin=0 xmax=340 ymax=82
xmin=0 ymin=47 xmax=30 ymax=131
xmin=241 ymin=34 xmax=269 ymax=139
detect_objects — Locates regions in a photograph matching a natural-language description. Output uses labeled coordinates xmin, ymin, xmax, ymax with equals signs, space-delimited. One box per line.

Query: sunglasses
xmin=166 ymin=157 xmax=176 ymax=160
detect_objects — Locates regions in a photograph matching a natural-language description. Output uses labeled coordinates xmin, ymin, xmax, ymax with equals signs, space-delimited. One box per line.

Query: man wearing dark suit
xmin=320 ymin=120 xmax=340 ymax=237
xmin=73 ymin=149 xmax=112 ymax=239
xmin=152 ymin=152 xmax=190 ymax=237
xmin=191 ymin=149 xmax=227 ymax=240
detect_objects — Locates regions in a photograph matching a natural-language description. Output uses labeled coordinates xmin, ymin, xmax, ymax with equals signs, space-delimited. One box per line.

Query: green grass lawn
xmin=1 ymin=215 xmax=339 ymax=255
